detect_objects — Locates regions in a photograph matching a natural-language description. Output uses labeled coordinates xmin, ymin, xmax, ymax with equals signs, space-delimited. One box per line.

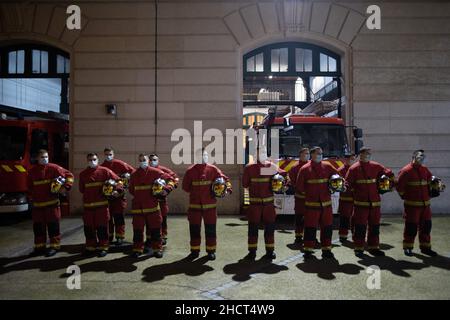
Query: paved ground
xmin=0 ymin=214 xmax=449 ymax=300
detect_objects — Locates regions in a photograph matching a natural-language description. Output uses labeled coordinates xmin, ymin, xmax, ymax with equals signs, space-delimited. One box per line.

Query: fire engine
xmin=244 ymin=106 xmax=363 ymax=215
xmin=0 ymin=111 xmax=69 ymax=214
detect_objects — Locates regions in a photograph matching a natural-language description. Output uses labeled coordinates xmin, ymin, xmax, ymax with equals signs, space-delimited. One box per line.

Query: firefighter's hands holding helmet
xmin=329 ymin=174 xmax=346 ymax=194
xmin=50 ymin=176 xmax=74 ymax=194
xmin=271 ymin=173 xmax=289 ymax=194
xmin=212 ymin=177 xmax=232 ymax=198
xmin=102 ymin=179 xmax=125 ymax=199
xmin=152 ymin=178 xmax=176 ymax=199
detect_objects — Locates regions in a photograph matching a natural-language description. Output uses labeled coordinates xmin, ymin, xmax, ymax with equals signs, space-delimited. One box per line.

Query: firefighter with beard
xmin=397 ymin=149 xmax=444 ymax=257
xmin=101 ymin=147 xmax=135 ymax=245
xmin=345 ymin=147 xmax=394 ymax=257
xmin=338 ymin=153 xmax=357 ymax=242
xmin=182 ymin=149 xmax=232 ymax=261
xmin=27 ymin=149 xmax=74 ymax=257
xmin=289 ymin=147 xmax=310 ymax=244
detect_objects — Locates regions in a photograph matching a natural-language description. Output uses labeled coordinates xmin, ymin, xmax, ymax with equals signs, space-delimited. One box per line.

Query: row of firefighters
xmin=27 ymin=146 xmax=445 ymax=260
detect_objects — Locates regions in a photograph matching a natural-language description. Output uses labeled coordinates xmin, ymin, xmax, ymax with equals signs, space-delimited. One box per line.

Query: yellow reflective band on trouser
xmin=135 ymin=185 xmax=151 ymax=190
xmin=406 ymin=180 xmax=428 ymax=186
xmin=354 ymin=247 xmax=364 ymax=251
xmin=33 ymin=179 xmax=51 ymax=186
xmin=250 ymin=178 xmax=271 ymax=183
xmin=85 ymin=182 xmax=104 ymax=188
xmin=321 ymin=246 xmax=332 ymax=251
xmin=367 ymin=246 xmax=379 ymax=250
xmin=403 ymin=242 xmax=414 ymax=249
xmin=84 ymin=201 xmax=109 ymax=208
xmin=49 ymin=243 xmax=60 ymax=249
xmin=404 ymin=200 xmax=431 ymax=207
xmin=355 ymin=179 xmax=377 ymax=184
xmin=305 ymin=201 xmax=332 ymax=207
xmin=85 ymin=246 xmax=96 ymax=252
xmin=34 ymin=243 xmax=46 ymax=249
xmin=192 ymin=180 xmax=212 ymax=186
xmin=248 ymin=243 xmax=257 ymax=249
xmin=249 ymin=197 xmax=274 ymax=204
xmin=306 ymin=179 xmax=328 ymax=184
xmin=303 ymin=247 xmax=314 ymax=252
xmin=265 ymin=243 xmax=274 ymax=249
xmin=33 ymin=199 xmax=60 ymax=207
xmin=188 ymin=203 xmax=217 ymax=210
xmin=295 ymin=193 xmax=305 ymax=199
xmin=295 ymin=232 xmax=304 ymax=237
xmin=191 ymin=246 xmax=201 ymax=251
xmin=130 ymin=205 xmax=160 ymax=214
xmin=206 ymin=246 xmax=216 ymax=251
xmin=420 ymin=242 xmax=431 ymax=248
xmin=354 ymin=201 xmax=381 ymax=207
xmin=133 ymin=248 xmax=144 ymax=253
xmin=98 ymin=246 xmax=109 ymax=251
xmin=340 ymin=196 xmax=354 ymax=202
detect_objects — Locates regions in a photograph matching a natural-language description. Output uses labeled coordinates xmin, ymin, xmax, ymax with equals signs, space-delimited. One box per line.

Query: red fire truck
xmin=244 ymin=107 xmax=363 ymax=215
xmin=0 ymin=114 xmax=69 ymax=214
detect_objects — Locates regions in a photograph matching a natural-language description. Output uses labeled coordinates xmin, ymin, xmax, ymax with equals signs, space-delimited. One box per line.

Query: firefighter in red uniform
xmin=101 ymin=147 xmax=135 ymax=245
xmin=296 ymin=147 xmax=340 ymax=259
xmin=182 ymin=150 xmax=232 ymax=261
xmin=345 ymin=147 xmax=394 ymax=257
xmin=147 ymin=153 xmax=179 ymax=246
xmin=397 ymin=150 xmax=440 ymax=257
xmin=79 ymin=153 xmax=122 ymax=257
xmin=129 ymin=154 xmax=175 ymax=258
xmin=243 ymin=147 xmax=287 ymax=260
xmin=27 ymin=149 xmax=74 ymax=257
xmin=338 ymin=153 xmax=357 ymax=241
xmin=289 ymin=147 xmax=310 ymax=244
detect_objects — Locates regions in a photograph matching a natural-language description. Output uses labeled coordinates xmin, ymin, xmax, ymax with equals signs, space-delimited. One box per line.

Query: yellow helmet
xmin=271 ymin=174 xmax=286 ymax=194
xmin=152 ymin=178 xmax=167 ymax=197
xmin=430 ymin=176 xmax=446 ymax=198
xmin=329 ymin=174 xmax=346 ymax=194
xmin=377 ymin=174 xmax=393 ymax=194
xmin=103 ymin=179 xmax=123 ymax=199
xmin=120 ymin=173 xmax=131 ymax=189
xmin=50 ymin=176 xmax=66 ymax=194
xmin=212 ymin=177 xmax=227 ymax=198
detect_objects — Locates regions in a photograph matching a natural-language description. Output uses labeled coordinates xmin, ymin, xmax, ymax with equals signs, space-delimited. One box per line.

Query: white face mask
xmin=140 ymin=161 xmax=149 ymax=169
xmin=415 ymin=154 xmax=426 ymax=165
xmin=314 ymin=154 xmax=323 ymax=163
xmin=361 ymin=154 xmax=371 ymax=162
xmin=39 ymin=156 xmax=49 ymax=165
xmin=150 ymin=160 xmax=158 ymax=167
xmin=301 ymin=154 xmax=310 ymax=162
xmin=88 ymin=159 xmax=98 ymax=168
xmin=105 ymin=155 xmax=113 ymax=162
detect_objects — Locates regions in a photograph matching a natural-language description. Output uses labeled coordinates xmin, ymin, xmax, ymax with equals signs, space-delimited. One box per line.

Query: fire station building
xmin=0 ymin=0 xmax=449 ymax=214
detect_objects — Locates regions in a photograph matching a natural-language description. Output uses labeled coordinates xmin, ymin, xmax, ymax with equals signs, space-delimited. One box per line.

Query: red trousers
xmin=352 ymin=206 xmax=381 ymax=250
xmin=133 ymin=211 xmax=162 ymax=253
xmin=83 ymin=207 xmax=110 ymax=251
xmin=303 ymin=206 xmax=333 ymax=251
xmin=160 ymin=200 xmax=169 ymax=238
xmin=32 ymin=206 xmax=61 ymax=249
xmin=403 ymin=205 xmax=432 ymax=250
xmin=338 ymin=201 xmax=354 ymax=238
xmin=188 ymin=208 xmax=217 ymax=253
xmin=108 ymin=198 xmax=126 ymax=241
xmin=247 ymin=203 xmax=276 ymax=251
xmin=294 ymin=198 xmax=305 ymax=238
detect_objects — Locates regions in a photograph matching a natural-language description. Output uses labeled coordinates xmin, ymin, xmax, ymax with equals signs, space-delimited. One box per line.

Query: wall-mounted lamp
xmin=105 ymin=104 xmax=117 ymax=116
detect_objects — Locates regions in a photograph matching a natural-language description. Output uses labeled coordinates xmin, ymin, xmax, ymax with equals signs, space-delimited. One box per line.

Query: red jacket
xmin=338 ymin=164 xmax=353 ymax=203
xmin=129 ymin=166 xmax=174 ymax=213
xmin=79 ymin=166 xmax=120 ymax=209
xmin=182 ymin=164 xmax=230 ymax=209
xmin=296 ymin=161 xmax=339 ymax=206
xmin=345 ymin=161 xmax=394 ymax=204
xmin=154 ymin=164 xmax=179 ymax=202
xmin=27 ymin=163 xmax=74 ymax=207
xmin=397 ymin=162 xmax=432 ymax=206
xmin=243 ymin=161 xmax=286 ymax=203
xmin=289 ymin=160 xmax=308 ymax=200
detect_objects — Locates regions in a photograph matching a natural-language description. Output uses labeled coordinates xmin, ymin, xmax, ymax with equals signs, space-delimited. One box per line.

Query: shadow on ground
xmin=296 ymin=256 xmax=364 ymax=280
xmin=223 ymin=256 xmax=288 ymax=282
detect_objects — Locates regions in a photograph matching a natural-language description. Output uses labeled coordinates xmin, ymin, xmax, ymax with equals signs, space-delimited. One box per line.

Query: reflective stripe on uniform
xmin=306 ymin=179 xmax=328 ymax=184
xmin=135 ymin=185 xmax=152 ymax=190
xmin=406 ymin=180 xmax=428 ymax=186
xmin=189 ymin=203 xmax=217 ymax=210
xmin=191 ymin=245 xmax=201 ymax=250
xmin=250 ymin=177 xmax=271 ymax=183
xmin=404 ymin=200 xmax=431 ymax=207
xmin=192 ymin=180 xmax=212 ymax=186
xmin=66 ymin=177 xmax=74 ymax=183
xmin=130 ymin=205 xmax=160 ymax=214
xmin=249 ymin=197 xmax=274 ymax=204
xmin=355 ymin=179 xmax=377 ymax=184
xmin=295 ymin=193 xmax=305 ymax=199
xmin=339 ymin=196 xmax=354 ymax=202
xmin=15 ymin=165 xmax=27 ymax=172
xmin=1 ymin=165 xmax=13 ymax=172
xmin=305 ymin=201 xmax=332 ymax=207
xmin=84 ymin=200 xmax=109 ymax=208
xmin=85 ymin=182 xmax=104 ymax=188
xmin=354 ymin=200 xmax=381 ymax=207
xmin=33 ymin=179 xmax=52 ymax=186
xmin=33 ymin=199 xmax=60 ymax=207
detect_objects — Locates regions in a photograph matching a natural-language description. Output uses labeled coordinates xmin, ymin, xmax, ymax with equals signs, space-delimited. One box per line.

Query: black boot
xmin=303 ymin=251 xmax=313 ymax=259
xmin=294 ymin=236 xmax=303 ymax=244
xmin=162 ymin=238 xmax=167 ymax=246
xmin=188 ymin=251 xmax=200 ymax=260
xmin=354 ymin=249 xmax=364 ymax=257
xmin=115 ymin=238 xmax=124 ymax=246
xmin=98 ymin=250 xmax=108 ymax=258
xmin=132 ymin=251 xmax=141 ymax=258
xmin=339 ymin=236 xmax=348 ymax=243
xmin=30 ymin=248 xmax=46 ymax=257
xmin=421 ymin=248 xmax=437 ymax=257
xmin=246 ymin=250 xmax=257 ymax=260
xmin=154 ymin=251 xmax=163 ymax=259
xmin=322 ymin=250 xmax=334 ymax=259
xmin=207 ymin=252 xmax=216 ymax=261
xmin=404 ymin=248 xmax=413 ymax=256
xmin=264 ymin=250 xmax=276 ymax=260
xmin=45 ymin=248 xmax=58 ymax=257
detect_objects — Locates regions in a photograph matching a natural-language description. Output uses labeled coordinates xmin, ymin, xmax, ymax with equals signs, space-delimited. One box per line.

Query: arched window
xmin=243 ymin=42 xmax=341 ymax=109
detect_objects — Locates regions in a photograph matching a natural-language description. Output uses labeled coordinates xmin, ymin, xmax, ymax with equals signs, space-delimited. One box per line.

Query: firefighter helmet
xmin=50 ymin=176 xmax=66 ymax=194
xmin=429 ymin=176 xmax=446 ymax=198
xmin=152 ymin=178 xmax=167 ymax=197
xmin=120 ymin=173 xmax=131 ymax=189
xmin=212 ymin=177 xmax=227 ymax=198
xmin=378 ymin=174 xmax=394 ymax=194
xmin=328 ymin=174 xmax=346 ymax=194
xmin=102 ymin=179 xmax=123 ymax=199
xmin=271 ymin=174 xmax=286 ymax=194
